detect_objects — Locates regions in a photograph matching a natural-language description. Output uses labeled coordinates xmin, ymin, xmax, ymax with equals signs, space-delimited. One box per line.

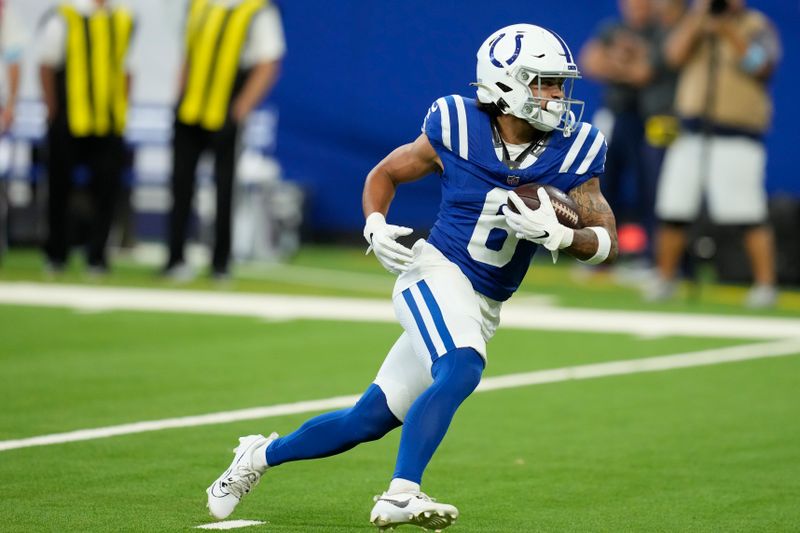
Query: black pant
xmin=166 ymin=119 xmax=239 ymax=273
xmin=45 ymin=118 xmax=124 ymax=268
xmin=602 ymin=110 xmax=646 ymax=225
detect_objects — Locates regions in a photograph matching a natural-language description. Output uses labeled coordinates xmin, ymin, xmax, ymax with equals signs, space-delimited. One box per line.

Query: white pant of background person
xmin=373 ymin=241 xmax=502 ymax=421
xmin=656 ymin=133 xmax=767 ymax=224
xmin=650 ymin=132 xmax=776 ymax=309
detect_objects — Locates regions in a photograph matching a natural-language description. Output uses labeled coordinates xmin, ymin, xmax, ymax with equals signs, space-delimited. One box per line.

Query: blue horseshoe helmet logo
xmin=489 ymin=32 xmax=524 ymax=68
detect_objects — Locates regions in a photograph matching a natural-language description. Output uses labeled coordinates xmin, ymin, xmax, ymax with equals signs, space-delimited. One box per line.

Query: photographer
xmin=579 ymin=0 xmax=655 ymax=257
xmin=646 ymin=0 xmax=782 ymax=307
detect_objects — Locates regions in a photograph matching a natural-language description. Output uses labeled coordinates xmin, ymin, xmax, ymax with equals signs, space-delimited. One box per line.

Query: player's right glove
xmin=504 ymin=189 xmax=575 ymax=263
xmin=363 ymin=212 xmax=414 ymax=275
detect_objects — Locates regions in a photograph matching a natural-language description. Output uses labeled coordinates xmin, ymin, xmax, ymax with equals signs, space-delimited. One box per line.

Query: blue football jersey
xmin=422 ymin=95 xmax=607 ymax=301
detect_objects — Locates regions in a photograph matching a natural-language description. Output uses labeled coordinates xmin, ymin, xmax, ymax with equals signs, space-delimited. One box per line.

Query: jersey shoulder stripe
xmin=422 ymin=95 xmax=470 ymax=160
xmin=558 ymin=123 xmax=606 ymax=176
xmin=558 ymin=122 xmax=591 ymax=173
xmin=575 ymin=129 xmax=606 ymax=175
xmin=452 ymin=95 xmax=469 ymax=160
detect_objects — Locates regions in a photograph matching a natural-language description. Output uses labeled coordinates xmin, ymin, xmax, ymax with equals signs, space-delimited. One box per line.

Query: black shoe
xmin=211 ymin=268 xmax=231 ymax=282
xmin=86 ymin=264 xmax=109 ymax=278
xmin=44 ymin=260 xmax=66 ymax=276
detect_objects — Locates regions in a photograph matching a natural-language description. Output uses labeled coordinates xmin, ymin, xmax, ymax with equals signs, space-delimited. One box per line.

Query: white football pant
xmin=373 ymin=241 xmax=502 ymax=421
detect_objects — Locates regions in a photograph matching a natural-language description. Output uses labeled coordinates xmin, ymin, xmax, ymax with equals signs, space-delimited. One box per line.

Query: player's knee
xmin=345 ymin=383 xmax=401 ymax=441
xmin=432 ymin=347 xmax=485 ymax=395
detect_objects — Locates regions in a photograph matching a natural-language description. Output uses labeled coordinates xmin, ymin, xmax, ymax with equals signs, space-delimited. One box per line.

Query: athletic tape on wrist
xmin=579 ymin=226 xmax=611 ymax=265
xmin=560 ymin=227 xmax=575 ymax=249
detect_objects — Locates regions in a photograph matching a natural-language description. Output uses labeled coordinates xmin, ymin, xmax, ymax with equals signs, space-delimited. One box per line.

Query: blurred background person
xmin=579 ymin=0 xmax=656 ymax=262
xmin=163 ymin=0 xmax=285 ymax=281
xmin=647 ymin=0 xmax=781 ymax=308
xmin=636 ymin=0 xmax=686 ymax=266
xmin=0 ymin=0 xmax=27 ymax=261
xmin=1 ymin=0 xmax=25 ymax=133
xmin=39 ymin=0 xmax=136 ymax=274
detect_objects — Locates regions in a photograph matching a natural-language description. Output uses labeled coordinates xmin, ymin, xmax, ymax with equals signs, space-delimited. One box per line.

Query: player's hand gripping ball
xmin=506 ymin=183 xmax=582 ymax=229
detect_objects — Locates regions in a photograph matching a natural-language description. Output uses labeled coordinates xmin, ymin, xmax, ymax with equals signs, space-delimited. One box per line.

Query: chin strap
xmin=561 ymin=110 xmax=577 ymax=137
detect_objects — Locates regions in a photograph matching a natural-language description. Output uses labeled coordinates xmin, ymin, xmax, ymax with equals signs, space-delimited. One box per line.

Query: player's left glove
xmin=504 ymin=189 xmax=574 ymax=262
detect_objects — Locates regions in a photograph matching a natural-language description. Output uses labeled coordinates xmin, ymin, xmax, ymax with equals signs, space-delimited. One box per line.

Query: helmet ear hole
xmin=495 ymin=82 xmax=514 ymax=93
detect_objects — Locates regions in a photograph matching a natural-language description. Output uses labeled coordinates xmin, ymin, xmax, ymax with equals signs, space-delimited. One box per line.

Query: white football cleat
xmin=643 ymin=277 xmax=677 ymax=302
xmin=206 ymin=432 xmax=278 ymax=520
xmin=745 ymin=284 xmax=777 ymax=309
xmin=370 ymin=491 xmax=458 ymax=531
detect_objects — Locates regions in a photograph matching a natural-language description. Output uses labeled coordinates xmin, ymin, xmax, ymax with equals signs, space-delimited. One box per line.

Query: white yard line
xmin=2 ymin=338 xmax=799 ymax=453
xmin=236 ymin=264 xmax=394 ymax=295
xmin=1 ymin=282 xmax=800 ymax=339
xmin=195 ymin=520 xmax=265 ymax=530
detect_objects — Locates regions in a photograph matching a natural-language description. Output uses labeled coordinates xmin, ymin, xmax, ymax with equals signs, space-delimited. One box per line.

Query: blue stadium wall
xmin=271 ymin=0 xmax=799 ymax=235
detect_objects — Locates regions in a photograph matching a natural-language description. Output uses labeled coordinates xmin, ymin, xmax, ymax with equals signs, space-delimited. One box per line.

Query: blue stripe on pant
xmin=417 ymin=280 xmax=456 ymax=352
xmin=402 ymin=287 xmax=437 ymax=361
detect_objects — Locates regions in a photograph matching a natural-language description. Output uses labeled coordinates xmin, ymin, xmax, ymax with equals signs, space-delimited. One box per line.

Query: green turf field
xmin=1 ymin=247 xmax=799 ymax=532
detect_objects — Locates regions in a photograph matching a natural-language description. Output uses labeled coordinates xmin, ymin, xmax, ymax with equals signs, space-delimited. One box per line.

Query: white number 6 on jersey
xmin=467 ymin=187 xmax=519 ymax=267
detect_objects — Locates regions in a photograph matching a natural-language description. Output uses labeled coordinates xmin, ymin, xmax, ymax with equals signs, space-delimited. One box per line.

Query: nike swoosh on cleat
xmin=378 ymin=498 xmax=411 ymax=508
xmin=210 ymin=482 xmax=231 ymax=498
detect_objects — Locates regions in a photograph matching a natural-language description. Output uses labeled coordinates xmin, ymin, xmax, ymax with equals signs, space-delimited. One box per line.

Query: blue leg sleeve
xmin=393 ymin=347 xmax=485 ymax=484
xmin=265 ymin=383 xmax=401 ymax=467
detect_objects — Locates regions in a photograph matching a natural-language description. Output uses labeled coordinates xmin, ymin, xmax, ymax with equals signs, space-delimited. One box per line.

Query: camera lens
xmin=710 ymin=0 xmax=729 ymax=15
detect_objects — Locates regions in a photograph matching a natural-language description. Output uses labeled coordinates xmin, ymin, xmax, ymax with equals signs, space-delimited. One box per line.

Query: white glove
xmin=504 ymin=189 xmax=574 ymax=262
xmin=363 ymin=212 xmax=414 ymax=274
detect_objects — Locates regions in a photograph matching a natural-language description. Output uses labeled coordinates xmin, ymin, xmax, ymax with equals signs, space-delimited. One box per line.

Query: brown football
xmin=507 ymin=183 xmax=583 ymax=229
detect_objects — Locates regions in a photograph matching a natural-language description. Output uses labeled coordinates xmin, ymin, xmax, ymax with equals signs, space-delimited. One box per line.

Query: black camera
xmin=710 ymin=0 xmax=729 ymax=15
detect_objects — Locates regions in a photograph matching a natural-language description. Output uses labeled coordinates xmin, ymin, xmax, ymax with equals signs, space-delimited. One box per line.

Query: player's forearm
xmin=363 ymin=168 xmax=398 ymax=217
xmin=566 ymin=177 xmax=618 ymax=264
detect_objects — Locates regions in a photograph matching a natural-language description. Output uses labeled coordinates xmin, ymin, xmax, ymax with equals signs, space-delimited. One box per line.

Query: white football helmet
xmin=474 ymin=24 xmax=583 ymax=136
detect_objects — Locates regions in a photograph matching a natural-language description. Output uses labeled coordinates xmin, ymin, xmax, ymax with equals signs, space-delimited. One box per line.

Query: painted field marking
xmin=195 ymin=520 xmax=265 ymax=530
xmin=2 ymin=282 xmax=800 ymax=339
xmin=2 ymin=338 xmax=798 ymax=453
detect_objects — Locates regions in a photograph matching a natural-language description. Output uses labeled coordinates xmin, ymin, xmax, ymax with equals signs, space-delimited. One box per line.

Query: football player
xmin=206 ymin=23 xmax=618 ymax=530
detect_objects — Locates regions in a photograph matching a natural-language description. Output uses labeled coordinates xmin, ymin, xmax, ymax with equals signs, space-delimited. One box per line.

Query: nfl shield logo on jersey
xmin=506 ymin=175 xmax=520 ymax=186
